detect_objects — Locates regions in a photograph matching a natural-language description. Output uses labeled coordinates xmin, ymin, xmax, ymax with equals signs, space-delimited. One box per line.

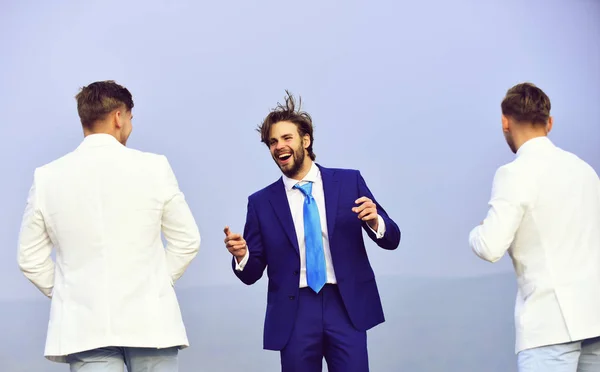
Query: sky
xmin=0 ymin=0 xmax=598 ymax=332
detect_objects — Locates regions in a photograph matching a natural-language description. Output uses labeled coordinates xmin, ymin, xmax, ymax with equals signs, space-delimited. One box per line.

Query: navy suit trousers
xmin=280 ymin=284 xmax=369 ymax=372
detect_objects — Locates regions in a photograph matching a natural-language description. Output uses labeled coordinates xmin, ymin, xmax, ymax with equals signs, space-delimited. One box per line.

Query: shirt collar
xmin=282 ymin=161 xmax=319 ymax=191
xmin=516 ymin=136 xmax=554 ymax=157
xmin=76 ymin=133 xmax=123 ymax=149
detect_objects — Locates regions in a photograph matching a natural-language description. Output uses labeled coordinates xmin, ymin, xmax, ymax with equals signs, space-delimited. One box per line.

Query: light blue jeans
xmin=65 ymin=346 xmax=179 ymax=372
xmin=517 ymin=337 xmax=600 ymax=372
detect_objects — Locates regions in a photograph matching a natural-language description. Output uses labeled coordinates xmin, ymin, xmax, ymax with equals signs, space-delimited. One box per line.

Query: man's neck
xmin=289 ymin=160 xmax=314 ymax=181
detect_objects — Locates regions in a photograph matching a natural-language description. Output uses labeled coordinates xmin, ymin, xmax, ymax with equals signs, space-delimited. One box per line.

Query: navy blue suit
xmin=232 ymin=164 xmax=400 ymax=370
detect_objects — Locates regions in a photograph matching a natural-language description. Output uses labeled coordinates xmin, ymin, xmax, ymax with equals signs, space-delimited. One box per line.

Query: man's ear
xmin=114 ymin=110 xmax=123 ymax=129
xmin=546 ymin=116 xmax=553 ymax=133
xmin=501 ymin=115 xmax=510 ymax=133
xmin=303 ymin=134 xmax=311 ymax=149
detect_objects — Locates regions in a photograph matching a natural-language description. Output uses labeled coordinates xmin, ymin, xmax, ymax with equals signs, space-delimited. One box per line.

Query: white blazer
xmin=469 ymin=136 xmax=600 ymax=353
xmin=17 ymin=134 xmax=201 ymax=362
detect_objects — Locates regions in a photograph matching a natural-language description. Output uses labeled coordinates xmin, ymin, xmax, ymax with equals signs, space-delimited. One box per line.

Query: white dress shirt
xmin=469 ymin=136 xmax=600 ymax=353
xmin=236 ymin=161 xmax=385 ymax=287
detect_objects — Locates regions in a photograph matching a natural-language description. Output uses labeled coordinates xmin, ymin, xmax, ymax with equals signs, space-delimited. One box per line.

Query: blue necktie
xmin=294 ymin=182 xmax=327 ymax=293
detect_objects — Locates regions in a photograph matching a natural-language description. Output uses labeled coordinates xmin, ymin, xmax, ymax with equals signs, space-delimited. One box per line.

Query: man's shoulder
xmin=122 ymin=147 xmax=168 ymax=164
xmin=317 ymin=164 xmax=361 ymax=178
xmin=555 ymin=146 xmax=595 ymax=167
xmin=248 ymin=178 xmax=283 ymax=201
xmin=35 ymin=150 xmax=78 ymax=174
xmin=491 ymin=160 xmax=524 ymax=184
xmin=496 ymin=160 xmax=519 ymax=172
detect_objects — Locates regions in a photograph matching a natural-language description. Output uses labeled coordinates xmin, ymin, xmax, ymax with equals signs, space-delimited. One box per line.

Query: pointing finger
xmin=225 ymin=233 xmax=243 ymax=244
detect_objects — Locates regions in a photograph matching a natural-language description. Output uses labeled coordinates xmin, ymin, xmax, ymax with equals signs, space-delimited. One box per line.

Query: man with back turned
xmin=17 ymin=80 xmax=200 ymax=371
xmin=223 ymin=91 xmax=401 ymax=372
xmin=469 ymin=82 xmax=600 ymax=371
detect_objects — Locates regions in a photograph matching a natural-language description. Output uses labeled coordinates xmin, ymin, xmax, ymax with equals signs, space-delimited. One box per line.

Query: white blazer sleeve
xmin=469 ymin=165 xmax=526 ymax=263
xmin=160 ymin=156 xmax=201 ymax=284
xmin=17 ymin=169 xmax=55 ymax=298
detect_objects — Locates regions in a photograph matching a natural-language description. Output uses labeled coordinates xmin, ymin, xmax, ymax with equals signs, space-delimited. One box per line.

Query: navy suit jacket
xmin=232 ymin=164 xmax=401 ymax=350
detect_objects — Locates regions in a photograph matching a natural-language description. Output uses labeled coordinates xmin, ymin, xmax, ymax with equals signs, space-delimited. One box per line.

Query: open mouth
xmin=277 ymin=153 xmax=292 ymax=164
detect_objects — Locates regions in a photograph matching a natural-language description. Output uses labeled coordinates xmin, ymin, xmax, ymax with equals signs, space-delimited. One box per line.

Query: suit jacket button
xmin=289 ymin=296 xmax=295 ymax=300
xmin=293 ymin=271 xmax=298 ymax=275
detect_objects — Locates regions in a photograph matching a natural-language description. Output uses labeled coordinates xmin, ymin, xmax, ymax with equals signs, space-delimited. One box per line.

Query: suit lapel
xmin=269 ymin=179 xmax=300 ymax=255
xmin=318 ymin=165 xmax=340 ymax=239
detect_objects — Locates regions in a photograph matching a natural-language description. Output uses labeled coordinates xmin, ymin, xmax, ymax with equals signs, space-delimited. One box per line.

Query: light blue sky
xmin=1 ymin=0 xmax=598 ymax=305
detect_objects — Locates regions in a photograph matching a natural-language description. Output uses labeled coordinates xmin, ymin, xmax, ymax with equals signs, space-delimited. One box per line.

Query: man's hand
xmin=352 ymin=196 xmax=379 ymax=231
xmin=224 ymin=226 xmax=247 ymax=263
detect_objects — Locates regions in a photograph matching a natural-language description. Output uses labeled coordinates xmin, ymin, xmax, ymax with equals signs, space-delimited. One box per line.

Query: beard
xmin=273 ymin=143 xmax=306 ymax=179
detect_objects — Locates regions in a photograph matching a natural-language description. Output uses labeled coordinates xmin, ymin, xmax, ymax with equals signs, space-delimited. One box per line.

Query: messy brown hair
xmin=257 ymin=90 xmax=316 ymax=160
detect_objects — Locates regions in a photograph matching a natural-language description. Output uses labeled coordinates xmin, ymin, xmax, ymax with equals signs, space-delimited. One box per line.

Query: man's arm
xmin=17 ymin=169 xmax=54 ymax=298
xmin=469 ymin=165 xmax=525 ymax=263
xmin=160 ymin=156 xmax=201 ymax=284
xmin=230 ymin=198 xmax=267 ymax=285
xmin=357 ymin=171 xmax=401 ymax=250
